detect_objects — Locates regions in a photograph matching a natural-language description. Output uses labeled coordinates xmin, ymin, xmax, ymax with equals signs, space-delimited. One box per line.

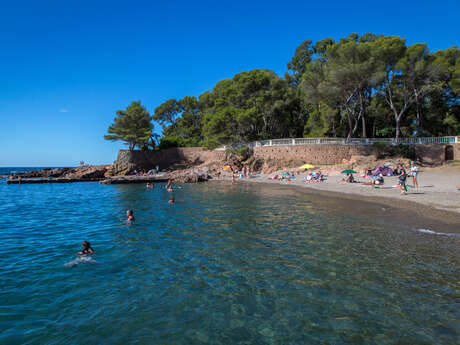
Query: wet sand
xmin=215 ymin=166 xmax=460 ymax=234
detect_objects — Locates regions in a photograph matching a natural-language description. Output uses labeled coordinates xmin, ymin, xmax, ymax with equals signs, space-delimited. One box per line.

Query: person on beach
xmin=340 ymin=173 xmax=354 ymax=183
xmin=398 ymin=168 xmax=408 ymax=195
xmin=126 ymin=210 xmax=135 ymax=221
xmin=168 ymin=196 xmax=175 ymax=204
xmin=77 ymin=241 xmax=94 ymax=255
xmin=363 ymin=174 xmax=384 ymax=186
xmin=410 ymin=161 xmax=419 ymax=188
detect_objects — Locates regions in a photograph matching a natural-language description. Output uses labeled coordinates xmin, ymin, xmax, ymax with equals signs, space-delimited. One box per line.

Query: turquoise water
xmin=0 ymin=180 xmax=459 ymax=344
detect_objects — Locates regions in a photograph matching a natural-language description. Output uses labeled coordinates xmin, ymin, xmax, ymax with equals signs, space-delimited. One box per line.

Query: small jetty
xmin=6 ymin=178 xmax=103 ymax=184
xmin=99 ymin=176 xmax=169 ymax=184
xmin=5 ymin=176 xmax=170 ymax=185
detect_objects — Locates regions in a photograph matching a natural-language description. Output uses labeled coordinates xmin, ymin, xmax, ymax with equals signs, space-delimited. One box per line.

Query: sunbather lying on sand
xmin=362 ymin=175 xmax=384 ymax=186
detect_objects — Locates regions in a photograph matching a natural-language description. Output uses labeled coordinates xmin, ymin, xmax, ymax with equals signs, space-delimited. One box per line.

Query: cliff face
xmin=109 ymin=148 xmax=226 ymax=175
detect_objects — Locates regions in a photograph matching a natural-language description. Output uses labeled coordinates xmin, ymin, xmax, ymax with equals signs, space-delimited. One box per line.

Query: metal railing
xmin=217 ymin=136 xmax=459 ymax=150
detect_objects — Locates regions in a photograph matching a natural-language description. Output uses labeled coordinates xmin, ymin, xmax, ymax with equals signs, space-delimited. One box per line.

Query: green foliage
xmin=159 ymin=136 xmax=187 ymax=150
xmin=372 ymin=141 xmax=391 ymax=149
xmin=104 ymin=101 xmax=152 ymax=151
xmin=199 ymin=69 xmax=305 ymax=147
xmin=225 ymin=145 xmax=251 ymax=159
xmin=143 ymin=34 xmax=460 ymax=150
xmin=389 ymin=144 xmax=416 ymax=159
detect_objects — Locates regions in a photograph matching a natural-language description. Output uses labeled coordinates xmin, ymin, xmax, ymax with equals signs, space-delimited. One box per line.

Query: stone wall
xmin=415 ymin=144 xmax=459 ymax=165
xmin=110 ymin=148 xmax=226 ymax=175
xmin=110 ymin=143 xmax=459 ymax=175
xmin=252 ymin=145 xmax=378 ymax=166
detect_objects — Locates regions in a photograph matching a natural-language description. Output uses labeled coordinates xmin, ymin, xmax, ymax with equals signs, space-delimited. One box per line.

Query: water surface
xmin=0 ymin=181 xmax=458 ymax=344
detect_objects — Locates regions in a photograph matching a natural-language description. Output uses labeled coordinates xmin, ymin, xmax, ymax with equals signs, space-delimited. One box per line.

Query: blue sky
xmin=1 ymin=0 xmax=459 ymax=166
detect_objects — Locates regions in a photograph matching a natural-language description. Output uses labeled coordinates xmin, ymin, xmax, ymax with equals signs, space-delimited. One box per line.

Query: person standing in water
xmin=77 ymin=241 xmax=94 ymax=255
xmin=126 ymin=210 xmax=134 ymax=221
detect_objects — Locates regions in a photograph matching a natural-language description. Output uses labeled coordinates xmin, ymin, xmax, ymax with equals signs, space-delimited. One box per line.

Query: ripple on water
xmin=0 ymin=181 xmax=459 ymax=344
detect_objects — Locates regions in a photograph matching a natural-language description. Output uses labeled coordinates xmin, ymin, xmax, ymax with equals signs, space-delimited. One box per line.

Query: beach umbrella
xmin=298 ymin=164 xmax=315 ymax=169
xmin=341 ymin=169 xmax=357 ymax=174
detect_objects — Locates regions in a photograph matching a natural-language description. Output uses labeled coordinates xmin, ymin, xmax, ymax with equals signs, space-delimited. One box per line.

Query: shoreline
xmin=213 ymin=169 xmax=460 ymax=234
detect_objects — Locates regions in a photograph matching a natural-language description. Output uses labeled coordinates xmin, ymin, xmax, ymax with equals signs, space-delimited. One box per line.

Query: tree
xmin=300 ymin=35 xmax=377 ymax=138
xmin=200 ymin=69 xmax=304 ymax=147
xmin=155 ymin=96 xmax=203 ymax=148
xmin=152 ymin=99 xmax=180 ymax=129
xmin=104 ymin=101 xmax=153 ymax=151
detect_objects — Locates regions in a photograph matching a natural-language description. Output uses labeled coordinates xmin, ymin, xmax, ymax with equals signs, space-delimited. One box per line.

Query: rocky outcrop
xmin=109 ymin=148 xmax=226 ymax=176
xmin=18 ymin=168 xmax=73 ymax=178
xmin=15 ymin=165 xmax=110 ymax=180
xmin=172 ymin=171 xmax=212 ymax=183
xmin=62 ymin=165 xmax=110 ymax=179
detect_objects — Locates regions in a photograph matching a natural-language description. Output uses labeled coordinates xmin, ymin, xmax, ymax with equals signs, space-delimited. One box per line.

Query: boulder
xmin=62 ymin=165 xmax=110 ymax=179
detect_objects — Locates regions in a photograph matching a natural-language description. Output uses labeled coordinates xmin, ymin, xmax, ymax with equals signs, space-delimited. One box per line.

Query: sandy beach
xmin=218 ymin=164 xmax=460 ymax=232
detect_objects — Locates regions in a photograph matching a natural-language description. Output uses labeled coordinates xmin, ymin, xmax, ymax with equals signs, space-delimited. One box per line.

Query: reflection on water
xmin=0 ymin=181 xmax=458 ymax=344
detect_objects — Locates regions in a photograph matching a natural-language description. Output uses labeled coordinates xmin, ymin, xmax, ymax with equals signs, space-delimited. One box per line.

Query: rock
xmin=171 ymin=170 xmax=212 ymax=183
xmin=18 ymin=167 xmax=73 ymax=178
xmin=14 ymin=165 xmax=110 ymax=180
xmin=62 ymin=165 xmax=110 ymax=179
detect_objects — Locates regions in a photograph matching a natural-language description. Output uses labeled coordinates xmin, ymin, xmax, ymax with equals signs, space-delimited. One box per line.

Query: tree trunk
xmin=415 ymin=95 xmax=422 ymax=135
xmin=395 ymin=116 xmax=401 ymax=139
xmin=361 ymin=115 xmax=367 ymax=138
xmin=346 ymin=112 xmax=353 ymax=139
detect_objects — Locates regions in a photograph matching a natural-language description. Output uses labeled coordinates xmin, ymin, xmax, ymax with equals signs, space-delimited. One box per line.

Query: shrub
xmin=372 ymin=141 xmax=391 ymax=149
xmin=389 ymin=144 xmax=416 ymax=160
xmin=225 ymin=145 xmax=251 ymax=159
xmin=159 ymin=136 xmax=185 ymax=150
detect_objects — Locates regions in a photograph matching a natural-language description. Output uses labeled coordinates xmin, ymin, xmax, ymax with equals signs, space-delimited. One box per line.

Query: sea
xmin=0 ymin=171 xmax=459 ymax=344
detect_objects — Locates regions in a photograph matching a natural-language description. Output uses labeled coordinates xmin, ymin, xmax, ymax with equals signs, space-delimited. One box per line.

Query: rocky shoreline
xmin=5 ymin=165 xmax=215 ymax=185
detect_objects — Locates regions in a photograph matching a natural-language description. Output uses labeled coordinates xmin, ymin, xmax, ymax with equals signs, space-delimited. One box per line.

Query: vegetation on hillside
xmin=105 ymin=33 xmax=460 ymax=150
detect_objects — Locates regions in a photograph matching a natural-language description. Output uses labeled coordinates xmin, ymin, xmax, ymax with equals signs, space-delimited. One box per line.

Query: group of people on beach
xmin=344 ymin=162 xmax=419 ymax=195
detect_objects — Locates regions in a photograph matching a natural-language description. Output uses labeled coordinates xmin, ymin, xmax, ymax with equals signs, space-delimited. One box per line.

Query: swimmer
xmin=77 ymin=240 xmax=94 ymax=255
xmin=126 ymin=209 xmax=135 ymax=221
xmin=168 ymin=196 xmax=175 ymax=204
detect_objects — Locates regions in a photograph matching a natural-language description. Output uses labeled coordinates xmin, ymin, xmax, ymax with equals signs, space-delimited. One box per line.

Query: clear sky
xmin=1 ymin=0 xmax=458 ymax=166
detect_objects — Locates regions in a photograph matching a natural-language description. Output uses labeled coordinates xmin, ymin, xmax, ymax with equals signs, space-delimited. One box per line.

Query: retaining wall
xmin=111 ymin=143 xmax=459 ymax=175
xmin=252 ymin=145 xmax=378 ymax=165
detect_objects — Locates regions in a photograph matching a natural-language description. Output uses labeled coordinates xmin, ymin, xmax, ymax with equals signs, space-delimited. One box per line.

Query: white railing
xmin=217 ymin=136 xmax=459 ymax=150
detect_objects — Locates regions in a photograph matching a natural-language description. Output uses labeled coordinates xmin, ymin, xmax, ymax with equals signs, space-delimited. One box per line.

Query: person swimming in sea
xmin=126 ymin=210 xmax=135 ymax=221
xmin=77 ymin=240 xmax=94 ymax=255
xmin=168 ymin=196 xmax=175 ymax=204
